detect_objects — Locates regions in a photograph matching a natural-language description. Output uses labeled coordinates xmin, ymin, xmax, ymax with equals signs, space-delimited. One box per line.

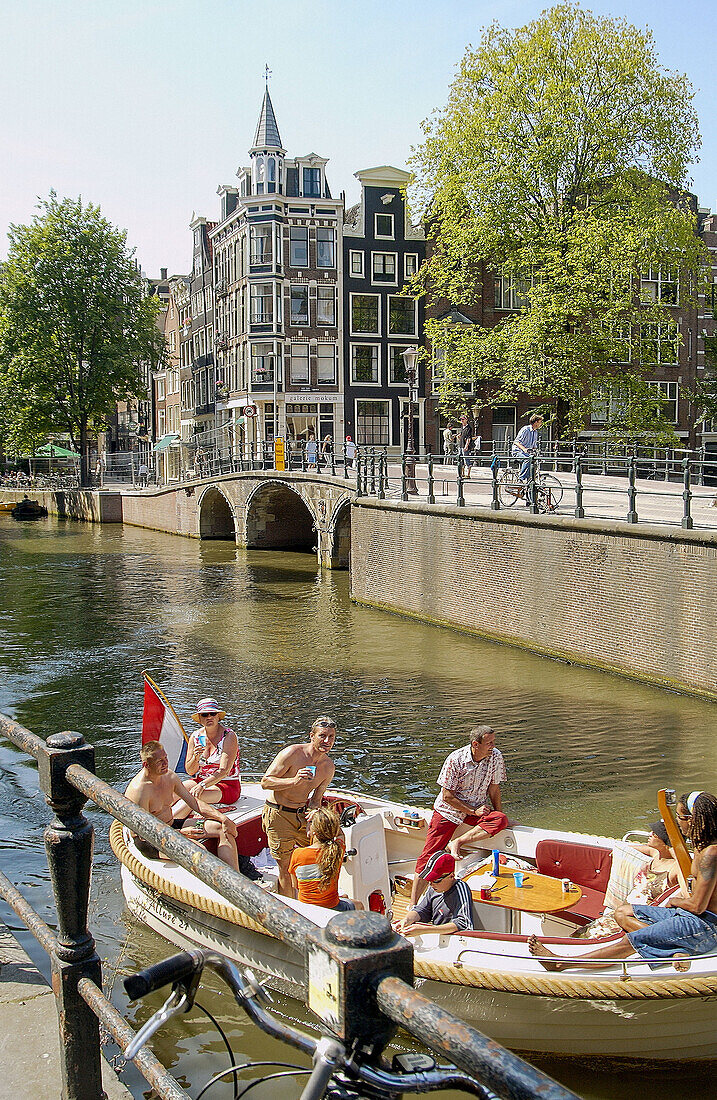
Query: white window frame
xmin=640 ymin=322 xmax=679 ymax=366
xmin=371 ymin=251 xmax=398 ymax=285
xmin=351 ymin=343 xmax=380 ymax=385
xmin=374 ymin=213 xmax=394 ymax=240
xmin=316 ymin=344 xmax=336 ymax=385
xmin=648 ymin=380 xmax=679 ymax=423
xmin=355 ymin=398 xmax=392 ymax=446
xmin=387 ymin=295 xmax=417 ymax=337
xmin=290 ymin=284 xmax=309 ymax=326
xmin=350 ymin=251 xmax=364 ymax=278
xmin=250 ymin=283 xmax=274 ymax=325
xmin=640 ymin=269 xmax=679 ymax=305
xmin=404 ymin=253 xmax=419 ymax=279
xmin=290 ymin=343 xmax=310 ymax=384
xmin=350 ymin=292 xmax=381 ymax=335
xmin=388 ymin=344 xmax=411 ymax=387
xmin=316 ymin=227 xmax=335 ymax=269
xmin=289 ymin=225 xmax=309 ymax=268
xmin=316 ymin=285 xmax=336 ymax=327
xmin=250 ymin=223 xmax=273 ymax=265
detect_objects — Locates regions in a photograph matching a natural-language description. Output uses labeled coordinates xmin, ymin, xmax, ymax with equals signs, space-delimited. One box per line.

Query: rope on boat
xmin=110 ymin=821 xmax=717 ymax=1001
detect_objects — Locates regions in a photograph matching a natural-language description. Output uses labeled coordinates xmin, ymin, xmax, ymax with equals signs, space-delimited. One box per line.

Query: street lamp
xmin=402 ymin=346 xmax=420 ymax=495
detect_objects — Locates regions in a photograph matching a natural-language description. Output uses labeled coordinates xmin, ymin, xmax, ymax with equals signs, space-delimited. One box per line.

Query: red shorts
xmin=197 ymin=777 xmax=241 ymax=805
xmin=415 ymin=810 xmax=509 ymax=874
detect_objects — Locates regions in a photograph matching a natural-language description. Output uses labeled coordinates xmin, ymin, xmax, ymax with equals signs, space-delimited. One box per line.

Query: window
xmin=303 ymin=167 xmax=321 ymax=197
xmin=317 ymin=285 xmax=336 ymax=326
xmin=640 ymin=322 xmax=679 ymax=365
xmin=388 ymin=296 xmax=416 ymax=335
xmin=404 ymin=254 xmax=419 ymax=278
xmin=494 ymin=275 xmax=529 ymax=310
xmin=290 ymin=226 xmax=308 ymax=267
xmin=290 ymin=284 xmax=309 ymax=326
xmin=156 ymin=378 xmax=166 ymax=400
xmin=251 ymin=343 xmax=275 ymax=385
xmin=356 ymin=400 xmax=390 ymax=445
xmin=389 ymin=346 xmax=408 ymax=384
xmin=350 ymin=251 xmax=364 ymax=277
xmin=250 ymin=224 xmax=272 ymax=265
xmin=606 ymin=324 xmax=632 ymax=363
xmin=372 ymin=252 xmax=397 ymax=283
xmin=317 ymin=344 xmax=336 ymax=384
xmin=641 ymin=269 xmax=678 ymax=305
xmin=290 ymin=344 xmax=310 ymax=384
xmin=351 ymin=345 xmax=379 ymax=383
xmin=317 ymin=228 xmax=335 ymax=268
xmin=648 ymin=380 xmax=679 ymax=422
xmin=351 ymin=294 xmax=380 ymax=334
xmin=250 ymin=283 xmax=273 ymax=325
xmin=591 ymin=382 xmax=627 ymax=424
xmin=375 ymin=214 xmax=394 ymax=239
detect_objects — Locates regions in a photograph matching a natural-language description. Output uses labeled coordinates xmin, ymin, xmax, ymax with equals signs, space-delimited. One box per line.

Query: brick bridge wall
xmin=350 ymin=498 xmax=717 ymax=699
xmin=119 ymin=471 xmax=353 ymax=568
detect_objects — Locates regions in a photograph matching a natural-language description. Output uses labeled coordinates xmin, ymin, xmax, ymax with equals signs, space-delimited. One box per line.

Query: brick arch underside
xmin=331 ymin=503 xmax=351 ymax=569
xmin=245 ymin=484 xmax=315 ymax=551
xmin=199 ymin=488 xmax=235 ymax=540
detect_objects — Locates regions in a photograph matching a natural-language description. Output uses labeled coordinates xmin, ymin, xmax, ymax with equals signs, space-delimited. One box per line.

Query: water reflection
xmin=0 ymin=515 xmax=715 ymax=1098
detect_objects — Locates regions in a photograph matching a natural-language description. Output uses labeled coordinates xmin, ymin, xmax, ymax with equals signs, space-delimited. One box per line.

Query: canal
xmin=0 ymin=515 xmax=715 ymax=1099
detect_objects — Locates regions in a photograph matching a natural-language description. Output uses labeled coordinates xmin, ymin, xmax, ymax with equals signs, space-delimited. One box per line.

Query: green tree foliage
xmin=0 ymin=194 xmax=166 ymax=482
xmin=410 ymin=3 xmax=706 ymax=439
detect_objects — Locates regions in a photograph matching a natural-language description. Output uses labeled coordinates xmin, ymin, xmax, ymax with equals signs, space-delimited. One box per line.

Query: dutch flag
xmin=141 ymin=672 xmax=189 ymax=773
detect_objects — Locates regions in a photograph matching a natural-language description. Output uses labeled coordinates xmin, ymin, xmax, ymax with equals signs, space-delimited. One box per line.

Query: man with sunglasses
xmin=394 ymin=851 xmax=475 ymax=937
xmin=261 ymin=716 xmax=337 ymax=895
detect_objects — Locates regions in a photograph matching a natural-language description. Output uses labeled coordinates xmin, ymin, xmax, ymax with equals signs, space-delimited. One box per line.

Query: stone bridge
xmin=120 ymin=470 xmax=353 ymax=569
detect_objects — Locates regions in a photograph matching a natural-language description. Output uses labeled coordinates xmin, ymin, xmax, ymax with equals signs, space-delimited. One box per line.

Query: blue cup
xmin=491 ymin=849 xmax=500 ymax=876
xmin=513 ymin=871 xmax=524 ymax=888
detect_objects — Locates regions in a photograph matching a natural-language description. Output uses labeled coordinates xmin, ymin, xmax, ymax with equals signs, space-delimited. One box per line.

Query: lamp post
xmin=402 ymin=346 xmax=419 ymax=495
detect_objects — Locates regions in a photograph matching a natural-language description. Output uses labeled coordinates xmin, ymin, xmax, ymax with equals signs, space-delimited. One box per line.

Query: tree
xmin=410 ymin=3 xmax=706 ymax=439
xmin=0 ymin=194 xmax=166 ymax=484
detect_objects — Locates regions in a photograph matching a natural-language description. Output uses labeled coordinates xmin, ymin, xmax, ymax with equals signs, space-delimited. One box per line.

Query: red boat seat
xmin=204 ymin=815 xmax=268 ymax=859
xmin=534 ymin=839 xmax=612 ymax=924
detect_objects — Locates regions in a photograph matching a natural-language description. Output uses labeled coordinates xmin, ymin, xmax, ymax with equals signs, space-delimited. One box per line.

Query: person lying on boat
xmin=261 ymin=716 xmax=337 ymax=896
xmin=288 ymin=808 xmax=362 ymax=912
xmin=410 ymin=725 xmax=508 ymax=908
xmin=578 ymin=821 xmax=680 ymax=939
xmin=179 ymin=697 xmax=241 ymax=807
xmin=530 ymin=792 xmax=717 ymax=972
xmin=126 ymin=741 xmax=239 ymax=870
xmin=395 ymin=851 xmax=475 ymax=938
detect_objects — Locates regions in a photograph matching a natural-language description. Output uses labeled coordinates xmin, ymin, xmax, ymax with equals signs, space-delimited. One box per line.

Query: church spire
xmin=251 ymin=87 xmax=284 ymax=153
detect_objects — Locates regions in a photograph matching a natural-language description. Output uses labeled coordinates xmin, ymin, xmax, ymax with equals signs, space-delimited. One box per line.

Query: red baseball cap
xmin=419 ymin=851 xmax=455 ymax=883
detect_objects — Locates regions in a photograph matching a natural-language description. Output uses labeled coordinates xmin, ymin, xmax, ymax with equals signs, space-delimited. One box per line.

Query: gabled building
xmin=342 ymin=167 xmax=425 ymax=451
xmin=209 ymin=89 xmax=343 ymax=456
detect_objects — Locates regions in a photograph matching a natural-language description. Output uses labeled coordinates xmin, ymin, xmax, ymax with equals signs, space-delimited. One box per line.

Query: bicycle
xmin=496 ymin=460 xmax=563 ymax=514
xmin=123 ymin=948 xmax=489 ymax=1099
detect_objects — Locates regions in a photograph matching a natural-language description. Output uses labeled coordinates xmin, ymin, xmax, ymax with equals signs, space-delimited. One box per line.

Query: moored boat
xmin=11 ymin=497 xmax=48 ymax=519
xmin=112 ymin=783 xmax=717 ymax=1066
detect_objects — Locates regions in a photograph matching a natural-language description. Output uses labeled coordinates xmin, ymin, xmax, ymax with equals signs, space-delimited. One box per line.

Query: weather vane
xmin=264 ymin=64 xmax=272 ymax=89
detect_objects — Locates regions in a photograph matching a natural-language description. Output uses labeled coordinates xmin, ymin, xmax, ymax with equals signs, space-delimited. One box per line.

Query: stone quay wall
xmin=0 ymin=489 xmax=122 ymax=523
xmin=350 ymin=498 xmax=717 ymax=699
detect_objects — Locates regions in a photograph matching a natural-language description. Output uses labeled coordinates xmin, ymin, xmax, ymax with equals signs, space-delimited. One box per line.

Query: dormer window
xmin=266 ymin=157 xmax=276 ymax=194
xmin=303 ymin=167 xmax=321 ymax=197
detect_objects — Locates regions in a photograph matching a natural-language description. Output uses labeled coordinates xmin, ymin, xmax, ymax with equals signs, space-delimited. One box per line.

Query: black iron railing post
xmin=574 ymin=454 xmax=585 ymax=519
xmin=627 ymin=456 xmax=638 ymax=524
xmin=529 ymin=453 xmax=539 ymax=515
xmin=362 ymin=454 xmax=369 ymax=496
xmin=39 ymin=732 xmax=103 ymax=1100
xmin=427 ymin=453 xmax=435 ymax=504
xmin=401 ymin=454 xmax=408 ymax=501
xmin=457 ymin=457 xmax=465 ymax=507
xmin=490 ymin=458 xmax=500 ymax=511
xmin=343 ymin=444 xmax=349 ymax=480
xmin=355 ymin=453 xmax=363 ymax=497
xmin=682 ymin=456 xmax=694 ymax=530
xmin=377 ymin=453 xmax=386 ymax=500
xmin=331 ymin=447 xmax=336 ymax=478
xmin=370 ymin=452 xmax=376 ymax=495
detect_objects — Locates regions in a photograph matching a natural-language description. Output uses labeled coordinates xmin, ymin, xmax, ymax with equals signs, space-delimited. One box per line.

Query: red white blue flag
xmin=141 ymin=672 xmax=188 ymax=772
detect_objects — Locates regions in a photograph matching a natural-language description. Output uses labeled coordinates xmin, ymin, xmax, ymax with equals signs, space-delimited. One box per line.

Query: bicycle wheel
xmin=537 ymin=473 xmax=563 ymax=511
xmin=497 ymin=468 xmax=524 ymax=507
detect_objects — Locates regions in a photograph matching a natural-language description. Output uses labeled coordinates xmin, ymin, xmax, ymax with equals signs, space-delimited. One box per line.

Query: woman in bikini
xmin=182 ymin=697 xmax=241 ymax=806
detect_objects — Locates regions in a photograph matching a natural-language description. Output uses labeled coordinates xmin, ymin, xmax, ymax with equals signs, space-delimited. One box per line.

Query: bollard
xmin=457 ymin=458 xmax=465 ymax=507
xmin=528 ymin=453 xmax=539 ymax=514
xmin=574 ymin=454 xmax=585 ymax=518
xmin=427 ymin=453 xmax=435 ymax=504
xmin=490 ymin=458 xmax=500 ymax=510
xmin=401 ymin=454 xmax=408 ymax=501
xmin=39 ymin=732 xmax=103 ymax=1100
xmin=682 ymin=457 xmax=694 ymax=530
xmin=627 ymin=456 xmax=638 ymax=523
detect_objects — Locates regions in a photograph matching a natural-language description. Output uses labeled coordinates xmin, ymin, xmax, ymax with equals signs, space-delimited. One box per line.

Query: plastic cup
xmin=306 ymin=765 xmax=317 ymax=777
xmin=513 ymin=871 xmax=525 ymax=888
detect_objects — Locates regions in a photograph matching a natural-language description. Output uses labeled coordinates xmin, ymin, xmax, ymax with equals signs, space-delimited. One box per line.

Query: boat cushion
xmin=534 ymin=840 xmax=612 ymax=925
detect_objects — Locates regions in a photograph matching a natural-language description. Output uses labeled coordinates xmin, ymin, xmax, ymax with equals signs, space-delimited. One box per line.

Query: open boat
xmin=112 ymin=784 xmax=717 ymax=1067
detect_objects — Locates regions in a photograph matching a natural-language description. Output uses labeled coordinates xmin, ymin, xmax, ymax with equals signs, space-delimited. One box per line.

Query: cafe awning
xmin=153 ymin=433 xmax=180 ymax=452
xmin=36 ymin=442 xmax=80 ymax=459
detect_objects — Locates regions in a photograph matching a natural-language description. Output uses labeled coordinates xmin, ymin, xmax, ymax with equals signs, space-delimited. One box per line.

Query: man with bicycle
xmin=511 ymin=413 xmax=543 ymax=505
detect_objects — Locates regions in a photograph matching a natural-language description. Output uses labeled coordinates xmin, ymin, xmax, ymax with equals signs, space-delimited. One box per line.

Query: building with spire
xmin=209 ymin=87 xmax=344 ymax=454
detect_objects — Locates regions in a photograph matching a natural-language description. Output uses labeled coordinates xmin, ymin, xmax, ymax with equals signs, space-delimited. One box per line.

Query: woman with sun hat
xmin=182 ymin=697 xmax=241 ymax=806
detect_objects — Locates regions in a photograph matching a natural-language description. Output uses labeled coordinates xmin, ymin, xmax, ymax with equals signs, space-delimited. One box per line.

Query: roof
xmin=251 ymin=89 xmax=284 ymax=151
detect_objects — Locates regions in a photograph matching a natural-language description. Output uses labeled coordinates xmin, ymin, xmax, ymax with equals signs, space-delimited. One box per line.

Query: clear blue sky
xmin=2 ymin=0 xmax=716 ymax=277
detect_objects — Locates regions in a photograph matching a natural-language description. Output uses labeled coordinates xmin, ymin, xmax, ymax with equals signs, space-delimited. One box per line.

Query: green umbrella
xmin=36 ymin=442 xmax=81 ymax=459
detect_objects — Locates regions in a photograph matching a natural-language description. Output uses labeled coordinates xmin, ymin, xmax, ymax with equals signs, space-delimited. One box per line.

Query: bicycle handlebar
xmin=124 ymin=949 xmax=202 ymax=1001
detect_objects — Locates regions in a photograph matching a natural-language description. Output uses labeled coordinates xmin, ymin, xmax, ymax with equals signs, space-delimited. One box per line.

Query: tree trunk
xmin=79 ymin=420 xmax=89 ymax=488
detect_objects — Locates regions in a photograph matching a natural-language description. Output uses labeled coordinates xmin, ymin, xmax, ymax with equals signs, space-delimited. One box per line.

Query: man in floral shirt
xmin=410 ymin=726 xmax=508 ymax=906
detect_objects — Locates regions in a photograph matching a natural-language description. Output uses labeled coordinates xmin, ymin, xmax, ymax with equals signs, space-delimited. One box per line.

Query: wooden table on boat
xmin=464 ymin=862 xmax=582 ymax=933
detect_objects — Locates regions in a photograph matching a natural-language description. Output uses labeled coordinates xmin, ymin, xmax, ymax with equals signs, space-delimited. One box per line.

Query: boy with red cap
xmin=394 ymin=851 xmax=475 ymax=937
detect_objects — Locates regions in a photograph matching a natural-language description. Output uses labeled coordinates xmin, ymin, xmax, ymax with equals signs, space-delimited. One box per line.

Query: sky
xmin=2 ymin=0 xmax=717 ymax=278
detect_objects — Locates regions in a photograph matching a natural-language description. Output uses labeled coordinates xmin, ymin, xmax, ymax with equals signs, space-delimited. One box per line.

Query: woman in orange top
xmin=288 ymin=808 xmax=358 ymax=911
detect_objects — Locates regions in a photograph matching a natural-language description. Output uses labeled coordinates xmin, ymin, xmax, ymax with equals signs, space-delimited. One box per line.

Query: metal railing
xmin=0 ymin=710 xmax=579 ymax=1100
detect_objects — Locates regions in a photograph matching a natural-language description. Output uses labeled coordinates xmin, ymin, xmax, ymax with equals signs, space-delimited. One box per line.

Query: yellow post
xmin=274 ymin=437 xmax=286 ymax=472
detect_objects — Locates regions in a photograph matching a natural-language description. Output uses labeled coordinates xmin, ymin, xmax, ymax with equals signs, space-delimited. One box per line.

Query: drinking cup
xmin=306 ymin=765 xmax=317 ymax=777
xmin=480 ymin=887 xmax=492 ymax=900
xmin=513 ymin=871 xmax=525 ymax=888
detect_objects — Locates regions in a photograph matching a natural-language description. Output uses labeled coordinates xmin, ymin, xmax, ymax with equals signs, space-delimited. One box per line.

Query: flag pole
xmin=142 ymin=670 xmax=190 ymax=744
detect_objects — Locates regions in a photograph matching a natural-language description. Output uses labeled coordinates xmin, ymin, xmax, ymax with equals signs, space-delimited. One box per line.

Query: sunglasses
xmin=316 ymin=721 xmax=335 ymax=729
xmin=677 ymin=813 xmax=692 ymax=821
xmin=199 ymin=712 xmax=218 ymax=718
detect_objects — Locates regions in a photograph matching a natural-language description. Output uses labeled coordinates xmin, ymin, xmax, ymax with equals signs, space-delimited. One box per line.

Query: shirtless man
xmin=261 ymin=716 xmax=337 ymax=895
xmin=125 ymin=741 xmax=238 ymax=870
xmin=530 ymin=792 xmax=717 ymax=972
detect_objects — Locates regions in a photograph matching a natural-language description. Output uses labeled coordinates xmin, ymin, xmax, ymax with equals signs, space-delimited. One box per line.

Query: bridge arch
xmin=198 ymin=485 xmax=236 ymax=540
xmin=328 ymin=499 xmax=351 ymax=569
xmin=245 ymin=481 xmax=316 ymax=552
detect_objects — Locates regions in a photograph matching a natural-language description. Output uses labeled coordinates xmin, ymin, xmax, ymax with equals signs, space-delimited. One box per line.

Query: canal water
xmin=0 ymin=515 xmax=715 ymax=1100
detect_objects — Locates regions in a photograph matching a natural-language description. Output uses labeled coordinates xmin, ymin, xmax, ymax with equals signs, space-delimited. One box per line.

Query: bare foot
xmin=528 ymin=935 xmax=566 ymax=972
xmin=447 ymin=839 xmax=463 ymax=861
xmin=673 ymin=953 xmax=691 ymax=972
